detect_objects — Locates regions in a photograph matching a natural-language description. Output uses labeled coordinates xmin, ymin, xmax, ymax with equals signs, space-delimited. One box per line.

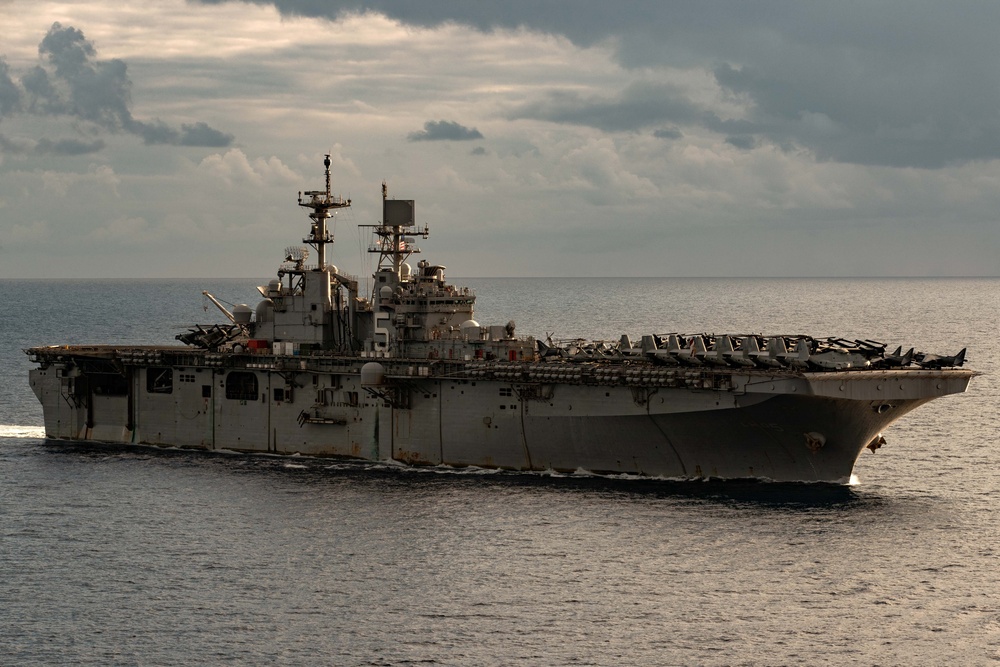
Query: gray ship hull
xmin=26 ymin=158 xmax=976 ymax=484
xmin=27 ymin=348 xmax=974 ymax=483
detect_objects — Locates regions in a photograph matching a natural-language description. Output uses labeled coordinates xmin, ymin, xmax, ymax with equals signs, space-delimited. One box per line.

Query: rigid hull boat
xmin=27 ymin=157 xmax=976 ymax=482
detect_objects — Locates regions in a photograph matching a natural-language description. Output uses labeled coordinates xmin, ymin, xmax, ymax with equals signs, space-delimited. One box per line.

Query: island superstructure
xmin=26 ymin=156 xmax=976 ymax=482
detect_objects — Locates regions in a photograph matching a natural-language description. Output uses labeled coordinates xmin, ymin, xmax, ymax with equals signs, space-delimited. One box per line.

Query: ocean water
xmin=2 ymin=277 xmax=999 ymax=666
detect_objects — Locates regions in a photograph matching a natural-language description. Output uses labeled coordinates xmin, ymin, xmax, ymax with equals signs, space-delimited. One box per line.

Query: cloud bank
xmin=0 ymin=22 xmax=234 ymax=154
xmin=194 ymin=0 xmax=1000 ymax=169
xmin=2 ymin=1 xmax=999 ymax=279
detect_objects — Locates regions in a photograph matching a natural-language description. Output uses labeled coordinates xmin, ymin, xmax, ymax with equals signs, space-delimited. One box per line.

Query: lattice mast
xmin=367 ymin=181 xmax=427 ymax=282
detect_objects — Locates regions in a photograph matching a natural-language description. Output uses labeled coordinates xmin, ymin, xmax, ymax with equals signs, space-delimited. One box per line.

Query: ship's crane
xmin=202 ymin=291 xmax=235 ymax=323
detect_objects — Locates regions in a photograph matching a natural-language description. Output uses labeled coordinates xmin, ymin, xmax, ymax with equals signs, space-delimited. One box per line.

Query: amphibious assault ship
xmin=26 ymin=156 xmax=976 ymax=482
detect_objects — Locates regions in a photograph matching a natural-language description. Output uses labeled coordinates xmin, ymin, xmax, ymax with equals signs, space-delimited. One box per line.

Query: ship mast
xmin=297 ymin=154 xmax=351 ymax=270
xmin=364 ymin=181 xmax=427 ymax=283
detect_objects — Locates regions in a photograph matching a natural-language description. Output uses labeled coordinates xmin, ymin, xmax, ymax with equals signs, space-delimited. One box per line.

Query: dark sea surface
xmin=2 ymin=277 xmax=999 ymax=666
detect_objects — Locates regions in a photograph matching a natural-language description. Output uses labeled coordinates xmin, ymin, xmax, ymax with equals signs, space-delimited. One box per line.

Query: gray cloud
xmin=35 ymin=137 xmax=106 ymax=155
xmin=709 ymin=61 xmax=1000 ymax=168
xmin=0 ymin=131 xmax=104 ymax=156
xmin=127 ymin=119 xmax=233 ymax=146
xmin=3 ymin=23 xmax=234 ymax=151
xmin=20 ymin=65 xmax=63 ymax=114
xmin=130 ymin=119 xmax=179 ymax=145
xmin=179 ymin=122 xmax=235 ymax=147
xmin=408 ymin=120 xmax=483 ymax=142
xmin=724 ymin=135 xmax=756 ymax=151
xmin=36 ymin=24 xmax=132 ymax=128
xmin=507 ymin=82 xmax=704 ymax=133
xmin=0 ymin=61 xmax=22 ymax=116
xmin=653 ymin=127 xmax=682 ymax=140
xmin=193 ymin=0 xmax=624 ymax=45
xmin=192 ymin=1 xmax=1000 ymax=169
xmin=0 ymin=133 xmax=29 ymax=152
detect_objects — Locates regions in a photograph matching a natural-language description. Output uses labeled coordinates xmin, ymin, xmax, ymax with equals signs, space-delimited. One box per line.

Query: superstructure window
xmin=146 ymin=367 xmax=173 ymax=394
xmin=225 ymin=371 xmax=259 ymax=401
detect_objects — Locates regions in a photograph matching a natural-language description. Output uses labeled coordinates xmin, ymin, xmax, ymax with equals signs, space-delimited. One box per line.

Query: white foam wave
xmin=0 ymin=425 xmax=46 ymax=439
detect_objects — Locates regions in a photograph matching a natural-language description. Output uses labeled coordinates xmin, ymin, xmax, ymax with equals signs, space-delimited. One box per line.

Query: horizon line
xmin=2 ymin=275 xmax=998 ymax=281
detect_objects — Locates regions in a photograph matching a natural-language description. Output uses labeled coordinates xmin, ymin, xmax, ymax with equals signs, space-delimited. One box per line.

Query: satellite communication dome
xmin=255 ymin=300 xmax=273 ymax=323
xmin=379 ymin=286 xmax=393 ymax=300
xmin=360 ymin=362 xmax=385 ymax=386
xmin=233 ymin=304 xmax=253 ymax=325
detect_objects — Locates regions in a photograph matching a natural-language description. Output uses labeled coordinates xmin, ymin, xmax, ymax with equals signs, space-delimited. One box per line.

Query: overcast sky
xmin=2 ymin=0 xmax=1000 ymax=279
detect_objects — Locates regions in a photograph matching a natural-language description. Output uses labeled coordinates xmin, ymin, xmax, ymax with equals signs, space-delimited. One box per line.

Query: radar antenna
xmin=283 ymin=246 xmax=309 ymax=270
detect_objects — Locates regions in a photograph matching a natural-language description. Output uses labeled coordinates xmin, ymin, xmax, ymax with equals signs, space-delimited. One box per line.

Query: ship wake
xmin=0 ymin=425 xmax=46 ymax=439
